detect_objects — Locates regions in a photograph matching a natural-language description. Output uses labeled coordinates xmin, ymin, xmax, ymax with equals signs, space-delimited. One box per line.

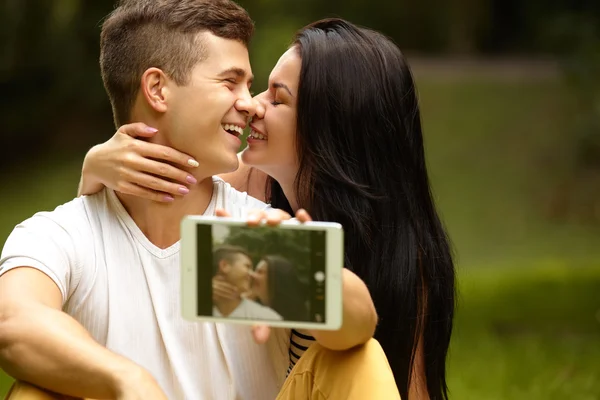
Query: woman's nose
xmin=252 ymin=92 xmax=268 ymax=119
xmin=254 ymin=102 xmax=265 ymax=119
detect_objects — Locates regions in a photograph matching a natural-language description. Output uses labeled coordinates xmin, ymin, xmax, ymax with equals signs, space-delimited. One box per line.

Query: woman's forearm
xmin=309 ymin=268 xmax=377 ymax=350
xmin=78 ymin=145 xmax=105 ymax=197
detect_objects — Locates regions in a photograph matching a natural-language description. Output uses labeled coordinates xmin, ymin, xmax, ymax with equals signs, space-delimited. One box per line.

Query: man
xmin=212 ymin=245 xmax=282 ymax=320
xmin=0 ymin=1 xmax=380 ymax=399
xmin=0 ymin=1 xmax=279 ymax=399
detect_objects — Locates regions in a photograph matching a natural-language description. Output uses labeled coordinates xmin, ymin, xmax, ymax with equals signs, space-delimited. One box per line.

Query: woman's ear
xmin=140 ymin=67 xmax=170 ymax=114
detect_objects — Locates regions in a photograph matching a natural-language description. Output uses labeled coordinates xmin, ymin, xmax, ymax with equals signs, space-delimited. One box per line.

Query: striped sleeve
xmin=287 ymin=329 xmax=316 ymax=376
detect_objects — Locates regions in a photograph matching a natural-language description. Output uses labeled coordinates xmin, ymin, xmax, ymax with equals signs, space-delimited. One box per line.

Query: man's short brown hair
xmin=100 ymin=0 xmax=254 ymax=127
xmin=213 ymin=245 xmax=251 ymax=276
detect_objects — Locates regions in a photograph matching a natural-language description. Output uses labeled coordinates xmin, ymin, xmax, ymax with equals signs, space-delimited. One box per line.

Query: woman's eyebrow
xmin=272 ymin=82 xmax=294 ymax=97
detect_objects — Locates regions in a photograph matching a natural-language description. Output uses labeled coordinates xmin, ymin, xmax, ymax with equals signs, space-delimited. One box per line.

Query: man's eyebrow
xmin=218 ymin=67 xmax=254 ymax=84
xmin=272 ymin=82 xmax=293 ymax=97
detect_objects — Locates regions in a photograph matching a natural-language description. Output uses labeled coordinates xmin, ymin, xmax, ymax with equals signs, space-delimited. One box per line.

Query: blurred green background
xmin=1 ymin=0 xmax=599 ymax=399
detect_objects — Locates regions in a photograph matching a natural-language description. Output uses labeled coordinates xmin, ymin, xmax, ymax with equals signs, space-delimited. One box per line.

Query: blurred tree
xmin=222 ymin=227 xmax=311 ymax=281
xmin=447 ymin=0 xmax=492 ymax=54
xmin=0 ymin=0 xmax=114 ymax=170
xmin=542 ymin=13 xmax=600 ymax=223
xmin=2 ymin=0 xmax=600 ymax=175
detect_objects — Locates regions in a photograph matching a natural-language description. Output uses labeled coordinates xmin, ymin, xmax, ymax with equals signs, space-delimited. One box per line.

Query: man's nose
xmin=235 ymin=97 xmax=257 ymax=118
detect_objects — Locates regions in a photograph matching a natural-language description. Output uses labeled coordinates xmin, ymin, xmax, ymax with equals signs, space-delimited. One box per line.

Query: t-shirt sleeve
xmin=240 ymin=189 xmax=270 ymax=211
xmin=0 ymin=213 xmax=82 ymax=305
xmin=217 ymin=177 xmax=271 ymax=216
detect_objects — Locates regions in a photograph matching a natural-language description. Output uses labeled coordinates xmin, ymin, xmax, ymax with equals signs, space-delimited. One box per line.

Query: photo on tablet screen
xmin=195 ymin=224 xmax=327 ymax=324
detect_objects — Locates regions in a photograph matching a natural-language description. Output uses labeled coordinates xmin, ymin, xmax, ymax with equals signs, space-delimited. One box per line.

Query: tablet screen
xmin=195 ymin=224 xmax=327 ymax=323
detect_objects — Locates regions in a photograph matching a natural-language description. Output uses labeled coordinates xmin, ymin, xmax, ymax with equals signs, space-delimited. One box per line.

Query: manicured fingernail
xmin=178 ymin=187 xmax=190 ymax=195
xmin=145 ymin=127 xmax=158 ymax=133
xmin=186 ymin=175 xmax=198 ymax=184
xmin=188 ymin=159 xmax=199 ymax=167
xmin=164 ymin=195 xmax=175 ymax=202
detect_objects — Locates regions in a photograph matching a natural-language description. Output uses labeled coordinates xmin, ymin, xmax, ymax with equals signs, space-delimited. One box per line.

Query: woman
xmin=80 ymin=19 xmax=455 ymax=400
xmin=250 ymin=255 xmax=310 ymax=322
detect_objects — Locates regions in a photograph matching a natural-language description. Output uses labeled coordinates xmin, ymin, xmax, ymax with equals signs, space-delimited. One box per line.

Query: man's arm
xmin=0 ymin=267 xmax=164 ymax=399
xmin=308 ymin=268 xmax=377 ymax=350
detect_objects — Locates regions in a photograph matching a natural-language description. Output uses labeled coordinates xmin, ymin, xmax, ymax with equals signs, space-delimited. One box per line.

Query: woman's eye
xmin=271 ymin=100 xmax=282 ymax=106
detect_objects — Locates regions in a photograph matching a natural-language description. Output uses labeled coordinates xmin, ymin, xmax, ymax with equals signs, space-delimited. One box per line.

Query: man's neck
xmin=215 ymin=298 xmax=243 ymax=317
xmin=116 ymin=177 xmax=214 ymax=249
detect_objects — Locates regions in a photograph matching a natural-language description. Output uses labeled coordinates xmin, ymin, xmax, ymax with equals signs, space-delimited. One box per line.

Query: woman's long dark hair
xmin=268 ymin=19 xmax=456 ymax=400
xmin=261 ymin=255 xmax=309 ymax=321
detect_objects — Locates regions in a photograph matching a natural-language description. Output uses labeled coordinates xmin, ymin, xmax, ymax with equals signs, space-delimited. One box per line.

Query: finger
xmin=126 ymin=170 xmax=190 ymax=197
xmin=214 ymin=288 xmax=239 ymax=301
xmin=225 ymin=291 xmax=240 ymax=300
xmin=116 ymin=182 xmax=174 ymax=203
xmin=117 ymin=122 xmax=159 ymax=138
xmin=265 ymin=209 xmax=292 ymax=226
xmin=251 ymin=325 xmax=271 ymax=344
xmin=214 ymin=281 xmax=239 ymax=295
xmin=226 ymin=291 xmax=240 ymax=300
xmin=130 ymin=157 xmax=197 ymax=186
xmin=247 ymin=210 xmax=268 ymax=226
xmin=137 ymin=140 xmax=199 ymax=169
xmin=216 ymin=208 xmax=232 ymax=217
xmin=295 ymin=208 xmax=313 ymax=223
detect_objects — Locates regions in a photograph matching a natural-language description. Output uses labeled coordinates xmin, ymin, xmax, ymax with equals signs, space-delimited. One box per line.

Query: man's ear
xmin=140 ymin=67 xmax=170 ymax=113
xmin=219 ymin=259 xmax=230 ymax=274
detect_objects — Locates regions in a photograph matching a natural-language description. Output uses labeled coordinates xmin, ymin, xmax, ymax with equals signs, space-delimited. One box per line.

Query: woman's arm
xmin=78 ymin=123 xmax=269 ymax=202
xmin=239 ymin=208 xmax=377 ymax=351
xmin=78 ymin=123 xmax=198 ymax=201
xmin=78 ymin=144 xmax=107 ymax=197
xmin=307 ymin=268 xmax=377 ymax=351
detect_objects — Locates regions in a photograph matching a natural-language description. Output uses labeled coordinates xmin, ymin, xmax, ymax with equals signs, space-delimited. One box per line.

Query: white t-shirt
xmin=213 ymin=298 xmax=283 ymax=320
xmin=0 ymin=177 xmax=290 ymax=400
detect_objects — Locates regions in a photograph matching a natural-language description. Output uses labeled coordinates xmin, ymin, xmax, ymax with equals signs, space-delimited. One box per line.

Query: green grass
xmin=1 ymin=76 xmax=599 ymax=398
xmin=2 ymin=263 xmax=598 ymax=398
xmin=418 ymin=78 xmax=600 ymax=267
xmin=448 ymin=262 xmax=600 ymax=400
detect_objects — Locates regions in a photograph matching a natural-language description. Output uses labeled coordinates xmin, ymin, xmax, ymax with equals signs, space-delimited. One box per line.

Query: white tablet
xmin=180 ymin=216 xmax=344 ymax=330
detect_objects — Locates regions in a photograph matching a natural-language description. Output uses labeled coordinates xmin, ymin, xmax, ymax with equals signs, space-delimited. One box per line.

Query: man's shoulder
xmin=0 ymin=192 xmax=110 ymax=302
xmin=15 ymin=191 xmax=108 ymax=234
xmin=212 ymin=176 xmax=269 ymax=216
xmin=242 ymin=298 xmax=283 ymax=320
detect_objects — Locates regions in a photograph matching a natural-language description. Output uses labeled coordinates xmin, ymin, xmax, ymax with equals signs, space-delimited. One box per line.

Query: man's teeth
xmin=249 ymin=130 xmax=266 ymax=140
xmin=222 ymin=124 xmax=243 ymax=136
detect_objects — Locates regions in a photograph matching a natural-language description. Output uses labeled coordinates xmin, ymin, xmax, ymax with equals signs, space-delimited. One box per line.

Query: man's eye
xmin=225 ymin=78 xmax=237 ymax=84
